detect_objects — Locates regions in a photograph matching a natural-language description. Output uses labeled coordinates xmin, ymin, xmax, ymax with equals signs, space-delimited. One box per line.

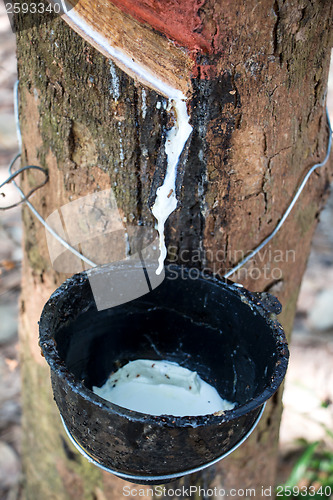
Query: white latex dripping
xmin=56 ymin=7 xmax=193 ymax=274
xmin=152 ymin=99 xmax=192 ymax=274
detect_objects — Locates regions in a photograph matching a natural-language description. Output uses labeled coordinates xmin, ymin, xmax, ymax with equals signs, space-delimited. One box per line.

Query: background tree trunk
xmin=15 ymin=0 xmax=332 ymax=498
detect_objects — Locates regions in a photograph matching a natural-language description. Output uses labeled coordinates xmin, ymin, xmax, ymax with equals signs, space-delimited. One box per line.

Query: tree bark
xmin=15 ymin=0 xmax=332 ymax=499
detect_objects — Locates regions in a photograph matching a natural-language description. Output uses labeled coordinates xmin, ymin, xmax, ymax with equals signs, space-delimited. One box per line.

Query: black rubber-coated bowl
xmin=39 ymin=264 xmax=289 ymax=483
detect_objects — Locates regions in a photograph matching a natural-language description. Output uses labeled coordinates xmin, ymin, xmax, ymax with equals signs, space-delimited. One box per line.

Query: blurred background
xmin=0 ymin=3 xmax=332 ymax=498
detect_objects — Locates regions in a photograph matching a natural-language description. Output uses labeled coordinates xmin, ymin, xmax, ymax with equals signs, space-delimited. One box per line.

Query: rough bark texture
xmin=15 ymin=0 xmax=332 ymax=498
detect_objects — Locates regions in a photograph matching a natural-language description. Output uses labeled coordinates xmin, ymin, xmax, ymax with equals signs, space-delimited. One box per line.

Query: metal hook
xmin=0 ymin=153 xmax=49 ymax=210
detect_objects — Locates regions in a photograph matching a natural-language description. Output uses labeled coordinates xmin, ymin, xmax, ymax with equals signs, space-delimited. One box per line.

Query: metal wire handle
xmin=0 ymin=153 xmax=49 ymax=210
xmin=224 ymin=108 xmax=332 ymax=278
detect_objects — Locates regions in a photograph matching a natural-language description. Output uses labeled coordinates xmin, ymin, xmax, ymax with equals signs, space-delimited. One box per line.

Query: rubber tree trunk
xmin=15 ymin=0 xmax=332 ymax=498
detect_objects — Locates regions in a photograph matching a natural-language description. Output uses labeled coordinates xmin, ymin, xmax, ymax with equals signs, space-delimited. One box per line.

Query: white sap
xmin=152 ymin=99 xmax=192 ymax=275
xmin=57 ymin=9 xmax=193 ymax=274
xmin=93 ymin=359 xmax=235 ymax=417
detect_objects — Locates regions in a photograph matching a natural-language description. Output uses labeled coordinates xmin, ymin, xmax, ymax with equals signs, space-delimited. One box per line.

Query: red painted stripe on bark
xmin=109 ymin=0 xmax=213 ymax=53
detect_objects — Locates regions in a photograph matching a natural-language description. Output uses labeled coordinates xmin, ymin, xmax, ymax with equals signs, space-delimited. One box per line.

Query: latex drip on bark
xmin=152 ymin=98 xmax=192 ymax=274
xmin=48 ymin=5 xmax=193 ymax=275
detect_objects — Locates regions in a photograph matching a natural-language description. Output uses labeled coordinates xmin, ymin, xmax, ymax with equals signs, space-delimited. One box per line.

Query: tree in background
xmin=15 ymin=0 xmax=332 ymax=498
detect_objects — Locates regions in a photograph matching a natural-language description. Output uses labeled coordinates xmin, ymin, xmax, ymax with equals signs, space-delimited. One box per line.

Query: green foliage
xmin=276 ymin=442 xmax=333 ymax=499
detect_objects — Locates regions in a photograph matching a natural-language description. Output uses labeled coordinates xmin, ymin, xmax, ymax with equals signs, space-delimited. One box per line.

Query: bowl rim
xmin=39 ymin=264 xmax=289 ymax=428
